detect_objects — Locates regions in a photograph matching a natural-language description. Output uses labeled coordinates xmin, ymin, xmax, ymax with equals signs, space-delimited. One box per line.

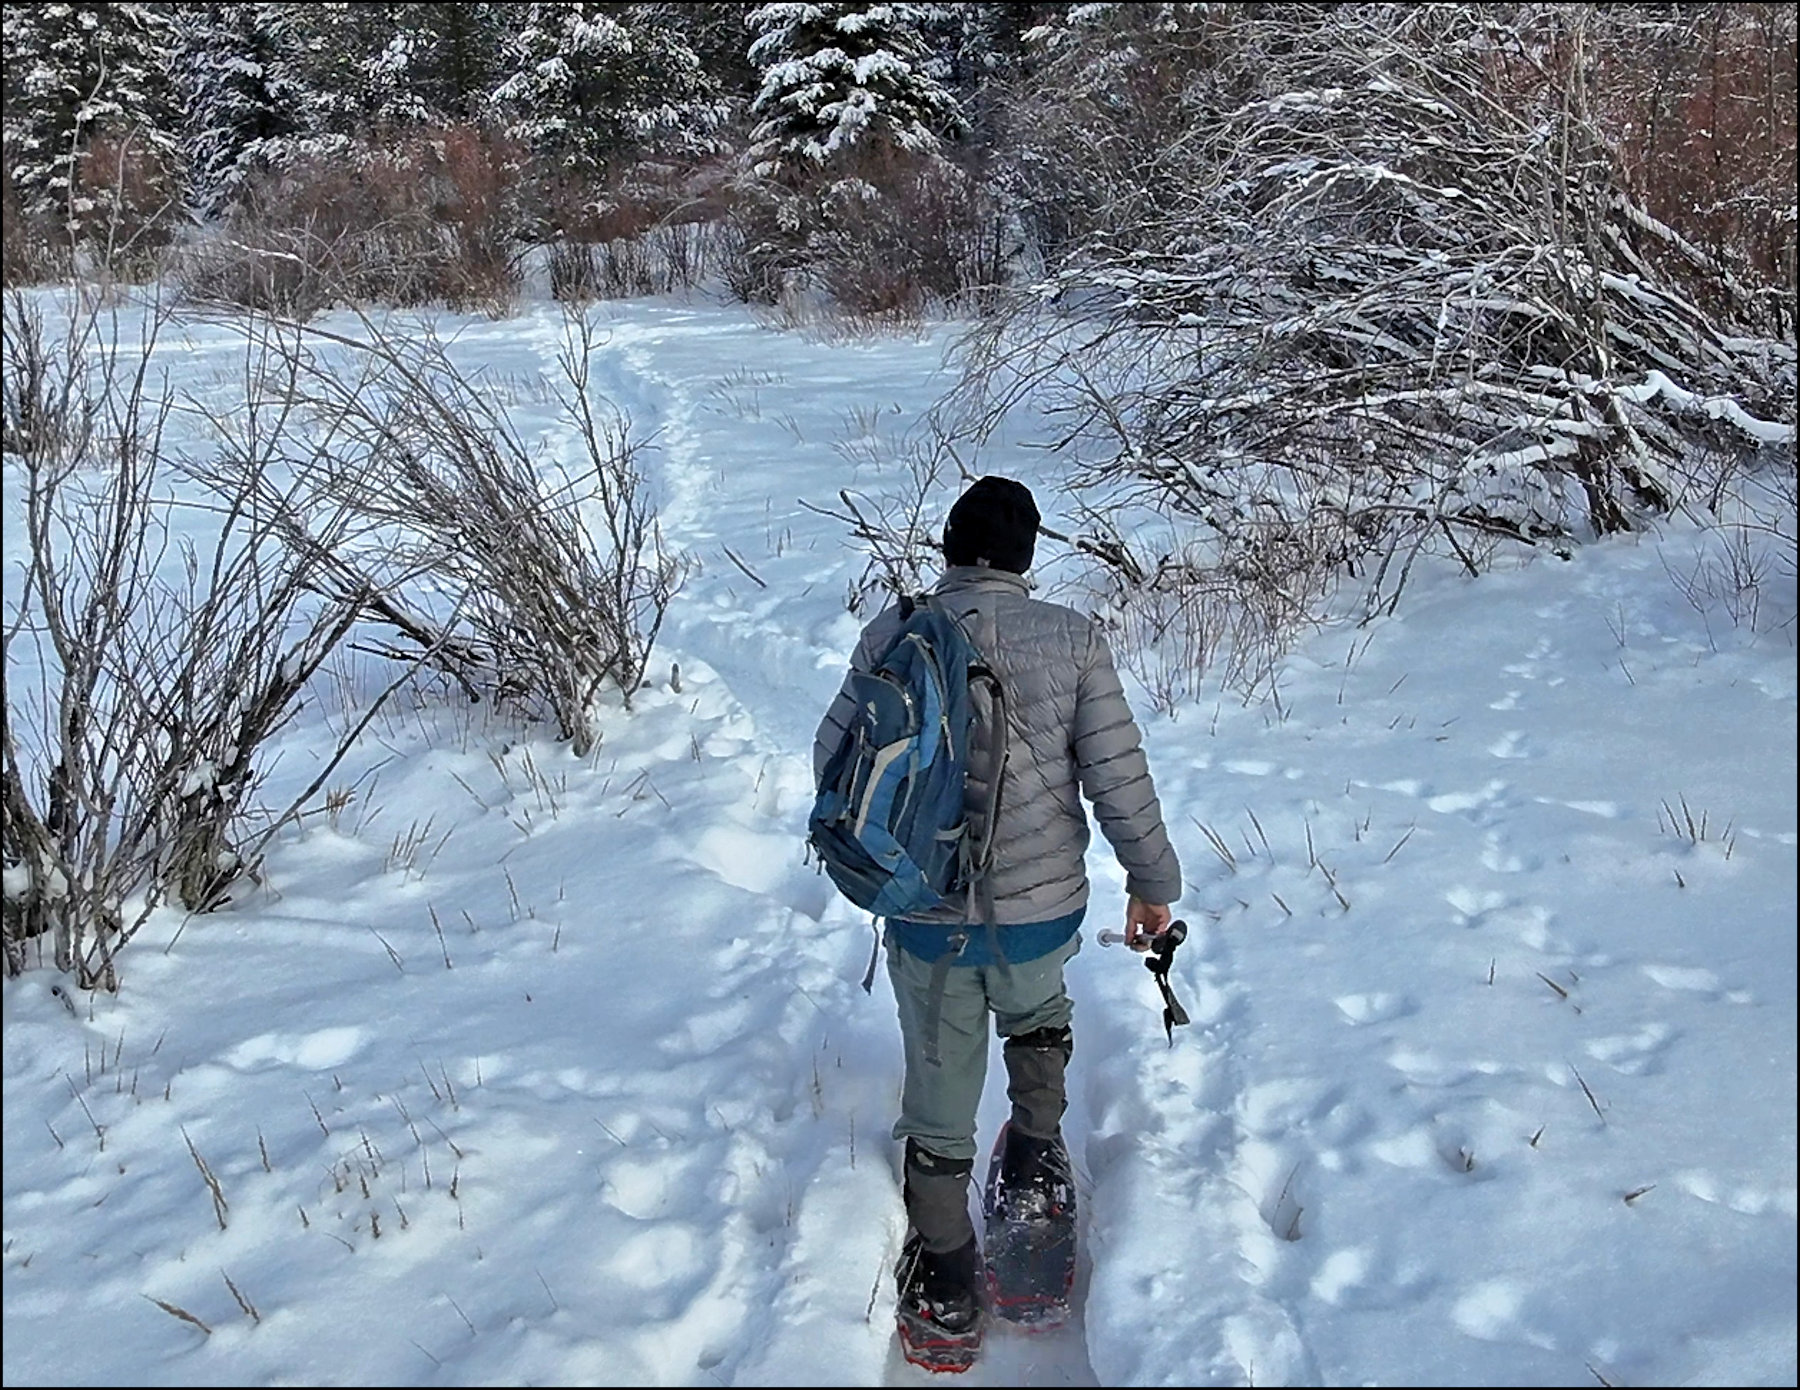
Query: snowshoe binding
xmin=896 ymin=1231 xmax=984 ymax=1373
xmin=983 ymin=1122 xmax=1077 ymax=1328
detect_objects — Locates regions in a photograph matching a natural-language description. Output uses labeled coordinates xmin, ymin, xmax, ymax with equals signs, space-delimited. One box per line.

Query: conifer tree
xmin=3 ymin=2 xmax=179 ymax=221
xmin=256 ymin=2 xmax=419 ymax=142
xmin=931 ymin=2 xmax=1052 ymax=140
xmin=389 ymin=3 xmax=508 ymax=125
xmin=654 ymin=0 xmax=761 ymax=103
xmin=174 ymin=2 xmax=299 ymax=214
xmin=746 ymin=3 xmax=967 ymax=178
xmin=492 ymin=1 xmax=727 ymax=193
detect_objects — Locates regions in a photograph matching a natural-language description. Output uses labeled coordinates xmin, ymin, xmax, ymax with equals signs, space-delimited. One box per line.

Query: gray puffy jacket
xmin=812 ymin=566 xmax=1182 ymax=924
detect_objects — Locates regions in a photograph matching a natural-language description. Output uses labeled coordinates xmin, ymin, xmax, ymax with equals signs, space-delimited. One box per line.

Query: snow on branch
xmin=947 ymin=4 xmax=1794 ymax=692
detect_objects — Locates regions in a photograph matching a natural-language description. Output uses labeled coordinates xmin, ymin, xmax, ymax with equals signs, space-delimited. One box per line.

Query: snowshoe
xmin=895 ymin=1231 xmax=984 ymax=1373
xmin=982 ymin=1122 xmax=1077 ymax=1328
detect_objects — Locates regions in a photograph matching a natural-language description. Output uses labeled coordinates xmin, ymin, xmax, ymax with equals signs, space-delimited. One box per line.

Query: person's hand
xmin=1124 ymin=896 xmax=1173 ymax=951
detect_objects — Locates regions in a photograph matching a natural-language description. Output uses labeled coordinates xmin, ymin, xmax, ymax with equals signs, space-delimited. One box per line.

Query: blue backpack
xmin=809 ymin=594 xmax=1002 ymax=921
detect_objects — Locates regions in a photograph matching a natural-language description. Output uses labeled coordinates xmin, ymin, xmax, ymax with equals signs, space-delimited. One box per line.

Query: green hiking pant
xmin=886 ymin=932 xmax=1081 ymax=1165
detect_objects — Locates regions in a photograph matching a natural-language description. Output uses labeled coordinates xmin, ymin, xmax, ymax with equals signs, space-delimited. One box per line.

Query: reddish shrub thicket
xmin=720 ymin=144 xmax=1007 ymax=318
xmin=75 ymin=130 xmax=181 ymax=275
xmin=2 ymin=130 xmax=175 ymax=284
xmin=1488 ymin=4 xmax=1796 ymax=333
xmin=1608 ymin=7 xmax=1797 ymax=323
xmin=1 ymin=151 xmax=69 ymax=286
xmin=177 ymin=123 xmax=525 ymax=317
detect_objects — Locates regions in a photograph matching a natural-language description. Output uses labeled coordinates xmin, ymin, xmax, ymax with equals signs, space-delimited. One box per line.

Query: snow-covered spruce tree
xmin=2 ymin=2 xmax=180 ymax=269
xmin=187 ymin=3 xmax=509 ymax=168
xmin=272 ymin=1 xmax=510 ymax=142
xmin=746 ymin=2 xmax=967 ymax=178
xmin=738 ymin=5 xmax=993 ymax=313
xmin=173 ymin=2 xmax=303 ymax=216
xmin=492 ymin=1 xmax=729 ymax=235
xmin=949 ymin=3 xmax=1794 ymax=694
xmin=387 ymin=2 xmax=509 ymax=125
xmin=653 ymin=0 xmax=762 ymax=103
xmin=249 ymin=2 xmax=440 ymax=150
xmin=927 ymin=0 xmax=1054 ymax=144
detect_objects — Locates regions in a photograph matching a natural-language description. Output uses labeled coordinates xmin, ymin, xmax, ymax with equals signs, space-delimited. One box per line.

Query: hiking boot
xmin=896 ymin=1232 xmax=984 ymax=1371
xmin=994 ymin=1126 xmax=1074 ymax=1225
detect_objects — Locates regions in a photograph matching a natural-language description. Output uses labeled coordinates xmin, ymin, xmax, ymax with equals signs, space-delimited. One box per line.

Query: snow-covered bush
xmin=1509 ymin=4 xmax=1796 ymax=338
xmin=948 ymin=4 xmax=1796 ymax=693
xmin=806 ymin=149 xmax=1006 ymax=317
xmin=2 ymin=287 xmax=681 ymax=986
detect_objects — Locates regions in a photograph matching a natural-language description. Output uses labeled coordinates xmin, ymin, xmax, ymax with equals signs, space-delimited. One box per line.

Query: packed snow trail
xmin=569 ymin=305 xmax=1127 ymax=1385
xmin=568 ymin=302 xmax=1347 ymax=1386
xmin=566 ymin=301 xmax=1797 ymax=1387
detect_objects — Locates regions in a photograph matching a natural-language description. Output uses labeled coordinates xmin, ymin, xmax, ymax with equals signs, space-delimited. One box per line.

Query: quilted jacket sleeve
xmin=1071 ymin=621 xmax=1183 ymax=905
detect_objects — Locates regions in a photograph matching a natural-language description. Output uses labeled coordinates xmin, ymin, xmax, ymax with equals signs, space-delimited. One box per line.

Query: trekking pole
xmin=1099 ymin=920 xmax=1190 ymax=1044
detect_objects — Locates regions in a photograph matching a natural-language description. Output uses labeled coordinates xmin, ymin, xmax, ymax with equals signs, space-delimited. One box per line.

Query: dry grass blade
xmin=1273 ymin=1162 xmax=1305 ymax=1241
xmin=143 ymin=1294 xmax=212 ymax=1336
xmin=181 ymin=1125 xmax=229 ymax=1230
xmin=1245 ymin=806 xmax=1274 ymax=860
xmin=367 ymin=925 xmax=405 ymax=973
xmin=1570 ymin=1064 xmax=1607 ymax=1125
xmin=720 ymin=543 xmax=769 ymax=589
xmin=222 ymin=1270 xmax=261 ymax=1322
xmin=1317 ymin=860 xmax=1351 ymax=911
xmin=1190 ymin=815 xmax=1237 ymax=872
xmin=428 ymin=904 xmax=452 ymax=970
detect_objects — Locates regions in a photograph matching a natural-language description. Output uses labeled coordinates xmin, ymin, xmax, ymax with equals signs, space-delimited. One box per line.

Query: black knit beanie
xmin=943 ymin=476 xmax=1040 ymax=574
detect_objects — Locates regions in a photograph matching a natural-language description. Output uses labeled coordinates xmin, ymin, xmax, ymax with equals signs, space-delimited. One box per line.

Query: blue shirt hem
xmin=887 ymin=907 xmax=1085 ymax=967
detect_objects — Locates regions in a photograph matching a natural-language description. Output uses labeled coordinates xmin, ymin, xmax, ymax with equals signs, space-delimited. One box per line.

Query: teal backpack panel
xmin=809 ymin=597 xmax=995 ymax=919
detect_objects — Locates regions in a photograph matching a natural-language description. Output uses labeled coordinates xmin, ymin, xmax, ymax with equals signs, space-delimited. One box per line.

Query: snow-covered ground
xmin=3 ymin=294 xmax=1795 ymax=1388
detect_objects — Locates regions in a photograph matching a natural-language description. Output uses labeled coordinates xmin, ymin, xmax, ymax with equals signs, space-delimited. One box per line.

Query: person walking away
xmin=811 ymin=476 xmax=1182 ymax=1366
